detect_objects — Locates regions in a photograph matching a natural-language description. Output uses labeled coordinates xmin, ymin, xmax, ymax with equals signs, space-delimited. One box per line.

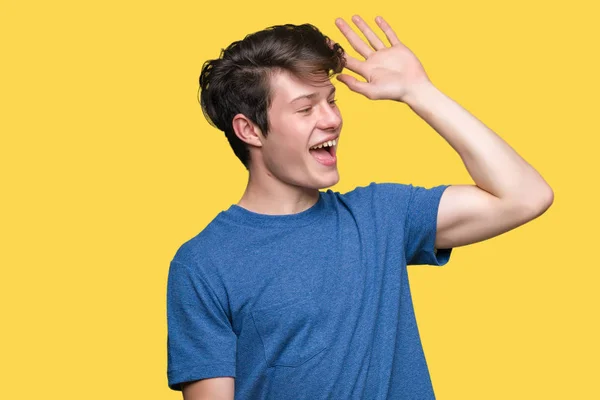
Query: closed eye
xmin=298 ymin=99 xmax=337 ymax=114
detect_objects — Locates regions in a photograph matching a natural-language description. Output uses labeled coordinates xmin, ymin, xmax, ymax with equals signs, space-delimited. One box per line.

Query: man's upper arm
xmin=182 ymin=377 xmax=234 ymax=400
xmin=435 ymin=184 xmax=553 ymax=250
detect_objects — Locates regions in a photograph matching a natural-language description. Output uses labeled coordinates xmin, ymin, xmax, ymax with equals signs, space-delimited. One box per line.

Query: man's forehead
xmin=270 ymin=71 xmax=335 ymax=104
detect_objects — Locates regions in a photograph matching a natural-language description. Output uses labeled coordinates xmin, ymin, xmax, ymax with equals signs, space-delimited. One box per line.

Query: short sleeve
xmin=166 ymin=260 xmax=237 ymax=391
xmin=404 ymin=184 xmax=453 ymax=266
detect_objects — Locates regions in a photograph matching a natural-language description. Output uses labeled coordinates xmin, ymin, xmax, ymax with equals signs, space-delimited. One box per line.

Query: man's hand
xmin=332 ymin=15 xmax=431 ymax=103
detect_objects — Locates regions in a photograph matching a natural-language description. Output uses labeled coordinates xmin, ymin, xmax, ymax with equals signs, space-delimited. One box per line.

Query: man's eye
xmin=298 ymin=99 xmax=337 ymax=114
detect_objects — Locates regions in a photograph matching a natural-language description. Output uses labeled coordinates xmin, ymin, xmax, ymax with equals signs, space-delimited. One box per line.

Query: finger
xmin=351 ymin=15 xmax=386 ymax=51
xmin=374 ymin=16 xmax=404 ymax=47
xmin=328 ymin=38 xmax=368 ymax=76
xmin=336 ymin=74 xmax=374 ymax=99
xmin=342 ymin=52 xmax=368 ymax=77
xmin=326 ymin=37 xmax=335 ymax=50
xmin=335 ymin=17 xmax=374 ymax=59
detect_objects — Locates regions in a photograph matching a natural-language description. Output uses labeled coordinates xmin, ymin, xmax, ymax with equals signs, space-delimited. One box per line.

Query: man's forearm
xmin=404 ymin=82 xmax=553 ymax=206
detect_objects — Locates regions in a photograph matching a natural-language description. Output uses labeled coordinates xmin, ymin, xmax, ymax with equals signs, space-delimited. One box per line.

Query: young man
xmin=167 ymin=15 xmax=553 ymax=399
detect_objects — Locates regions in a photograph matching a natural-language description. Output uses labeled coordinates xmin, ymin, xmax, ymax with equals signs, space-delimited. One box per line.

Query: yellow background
xmin=1 ymin=0 xmax=598 ymax=398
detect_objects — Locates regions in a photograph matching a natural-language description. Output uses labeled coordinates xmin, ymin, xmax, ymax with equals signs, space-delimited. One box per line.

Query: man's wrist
xmin=402 ymin=81 xmax=439 ymax=109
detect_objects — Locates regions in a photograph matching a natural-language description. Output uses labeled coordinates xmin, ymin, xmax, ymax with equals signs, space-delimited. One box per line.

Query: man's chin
xmin=316 ymin=171 xmax=340 ymax=189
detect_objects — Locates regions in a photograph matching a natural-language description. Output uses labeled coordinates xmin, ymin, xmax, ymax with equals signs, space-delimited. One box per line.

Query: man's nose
xmin=317 ymin=103 xmax=342 ymax=130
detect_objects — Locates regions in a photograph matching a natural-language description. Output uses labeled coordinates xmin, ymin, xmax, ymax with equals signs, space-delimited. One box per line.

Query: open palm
xmin=333 ymin=15 xmax=431 ymax=102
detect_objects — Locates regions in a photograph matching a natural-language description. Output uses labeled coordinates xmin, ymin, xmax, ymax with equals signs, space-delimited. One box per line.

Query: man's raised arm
xmin=333 ymin=15 xmax=553 ymax=249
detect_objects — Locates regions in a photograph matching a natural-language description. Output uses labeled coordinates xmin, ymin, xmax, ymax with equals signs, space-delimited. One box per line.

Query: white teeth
xmin=310 ymin=138 xmax=337 ymax=150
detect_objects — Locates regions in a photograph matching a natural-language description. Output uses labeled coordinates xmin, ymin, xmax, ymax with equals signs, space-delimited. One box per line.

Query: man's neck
xmin=237 ymin=172 xmax=320 ymax=216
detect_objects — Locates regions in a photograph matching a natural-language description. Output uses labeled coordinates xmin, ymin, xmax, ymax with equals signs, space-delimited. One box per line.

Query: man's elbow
xmin=522 ymin=186 xmax=554 ymax=219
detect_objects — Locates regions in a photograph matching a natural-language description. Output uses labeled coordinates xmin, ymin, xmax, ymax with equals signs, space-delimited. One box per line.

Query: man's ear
xmin=232 ymin=114 xmax=263 ymax=148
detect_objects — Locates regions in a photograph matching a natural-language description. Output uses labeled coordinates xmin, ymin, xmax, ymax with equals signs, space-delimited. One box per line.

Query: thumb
xmin=336 ymin=74 xmax=373 ymax=99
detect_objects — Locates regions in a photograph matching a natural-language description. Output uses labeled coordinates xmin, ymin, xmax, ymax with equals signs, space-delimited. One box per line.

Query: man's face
xmin=257 ymin=70 xmax=343 ymax=190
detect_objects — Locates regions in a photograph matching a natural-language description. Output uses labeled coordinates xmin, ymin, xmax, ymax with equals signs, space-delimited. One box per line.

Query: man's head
xmin=199 ymin=23 xmax=346 ymax=189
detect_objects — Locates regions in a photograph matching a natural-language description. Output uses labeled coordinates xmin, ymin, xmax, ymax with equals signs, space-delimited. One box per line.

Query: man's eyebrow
xmin=290 ymin=86 xmax=336 ymax=104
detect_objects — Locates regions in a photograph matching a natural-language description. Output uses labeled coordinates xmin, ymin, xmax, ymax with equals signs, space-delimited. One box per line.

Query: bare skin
xmin=181 ymin=377 xmax=234 ymax=400
xmin=232 ymin=70 xmax=342 ymax=215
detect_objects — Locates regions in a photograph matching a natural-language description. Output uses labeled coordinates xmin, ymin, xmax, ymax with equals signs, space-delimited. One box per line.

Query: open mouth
xmin=309 ymin=138 xmax=337 ymax=166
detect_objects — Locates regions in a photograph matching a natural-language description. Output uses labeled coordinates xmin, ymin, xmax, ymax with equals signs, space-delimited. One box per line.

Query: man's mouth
xmin=309 ymin=138 xmax=337 ymax=166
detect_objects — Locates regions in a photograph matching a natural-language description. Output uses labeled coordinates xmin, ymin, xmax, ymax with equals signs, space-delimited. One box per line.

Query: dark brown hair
xmin=198 ymin=23 xmax=346 ymax=169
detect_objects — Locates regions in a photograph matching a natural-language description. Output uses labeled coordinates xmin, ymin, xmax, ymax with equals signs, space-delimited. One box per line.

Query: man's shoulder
xmin=169 ymin=210 xmax=234 ymax=268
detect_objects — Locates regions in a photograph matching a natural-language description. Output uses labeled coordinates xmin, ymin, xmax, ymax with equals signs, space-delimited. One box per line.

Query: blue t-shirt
xmin=167 ymin=182 xmax=453 ymax=399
